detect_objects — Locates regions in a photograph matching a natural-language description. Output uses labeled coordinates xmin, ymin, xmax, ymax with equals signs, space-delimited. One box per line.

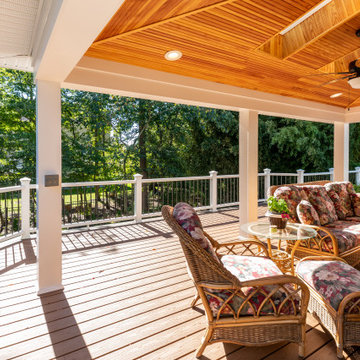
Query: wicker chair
xmin=162 ymin=205 xmax=310 ymax=358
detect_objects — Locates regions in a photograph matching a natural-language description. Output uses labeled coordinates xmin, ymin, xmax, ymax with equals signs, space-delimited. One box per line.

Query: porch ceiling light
xmin=330 ymin=92 xmax=343 ymax=98
xmin=348 ymin=77 xmax=360 ymax=89
xmin=164 ymin=50 xmax=182 ymax=61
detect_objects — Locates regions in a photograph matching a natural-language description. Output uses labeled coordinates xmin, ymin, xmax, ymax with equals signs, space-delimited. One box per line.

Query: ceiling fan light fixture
xmin=330 ymin=92 xmax=343 ymax=98
xmin=348 ymin=77 xmax=360 ymax=89
xmin=164 ymin=50 xmax=182 ymax=61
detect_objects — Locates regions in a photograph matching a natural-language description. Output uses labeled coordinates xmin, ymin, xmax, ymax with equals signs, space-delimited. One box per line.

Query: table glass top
xmin=240 ymin=221 xmax=317 ymax=241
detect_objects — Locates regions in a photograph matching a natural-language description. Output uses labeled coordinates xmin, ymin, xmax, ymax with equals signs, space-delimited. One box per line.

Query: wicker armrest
xmin=290 ymin=224 xmax=339 ymax=256
xmin=198 ymin=274 xmax=309 ymax=320
xmin=203 ymin=230 xmax=269 ymax=258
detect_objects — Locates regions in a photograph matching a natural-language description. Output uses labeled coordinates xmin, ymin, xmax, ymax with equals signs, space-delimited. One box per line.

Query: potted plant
xmin=266 ymin=196 xmax=290 ymax=229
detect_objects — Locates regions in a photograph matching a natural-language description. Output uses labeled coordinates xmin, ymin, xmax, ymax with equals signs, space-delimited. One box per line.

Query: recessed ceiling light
xmin=330 ymin=92 xmax=343 ymax=98
xmin=164 ymin=50 xmax=182 ymax=61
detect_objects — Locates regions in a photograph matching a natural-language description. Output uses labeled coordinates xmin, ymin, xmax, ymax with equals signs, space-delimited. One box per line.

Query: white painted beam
xmin=64 ymin=57 xmax=345 ymax=123
xmin=34 ymin=0 xmax=124 ymax=82
xmin=36 ymin=80 xmax=63 ymax=295
xmin=334 ymin=122 xmax=349 ymax=181
xmin=345 ymin=107 xmax=360 ymax=123
xmin=239 ymin=110 xmax=258 ymax=224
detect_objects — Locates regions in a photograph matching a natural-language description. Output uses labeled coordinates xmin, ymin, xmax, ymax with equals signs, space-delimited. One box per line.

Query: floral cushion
xmin=296 ymin=200 xmax=320 ymax=226
xmin=325 ymin=182 xmax=354 ymax=218
xmin=206 ymin=255 xmax=299 ymax=317
xmin=273 ymin=185 xmax=305 ymax=223
xmin=351 ymin=193 xmax=360 ymax=217
xmin=173 ymin=202 xmax=219 ymax=262
xmin=323 ymin=220 xmax=360 ymax=253
xmin=326 ymin=190 xmax=348 ymax=220
xmin=301 ymin=185 xmax=338 ymax=225
xmin=296 ymin=260 xmax=360 ymax=312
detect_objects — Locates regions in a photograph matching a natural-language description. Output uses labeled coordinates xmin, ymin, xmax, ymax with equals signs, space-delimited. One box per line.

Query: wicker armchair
xmin=162 ymin=205 xmax=310 ymax=358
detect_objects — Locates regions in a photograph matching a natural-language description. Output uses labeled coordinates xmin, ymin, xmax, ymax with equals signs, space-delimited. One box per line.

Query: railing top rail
xmin=29 ymin=184 xmax=38 ymax=190
xmin=270 ymin=173 xmax=298 ymax=176
xmin=304 ymin=172 xmax=330 ymax=176
xmin=142 ymin=175 xmax=210 ymax=183
xmin=61 ymin=180 xmax=135 ymax=187
xmin=217 ymin=174 xmax=239 ymax=179
xmin=0 ymin=185 xmax=21 ymax=193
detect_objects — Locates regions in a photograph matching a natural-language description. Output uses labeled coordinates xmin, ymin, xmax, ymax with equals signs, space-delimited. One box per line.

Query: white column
xmin=36 ymin=80 xmax=63 ymax=296
xmin=239 ymin=110 xmax=258 ymax=224
xmin=334 ymin=122 xmax=349 ymax=181
xmin=209 ymin=170 xmax=218 ymax=212
xmin=134 ymin=174 xmax=143 ymax=222
xmin=20 ymin=177 xmax=31 ymax=240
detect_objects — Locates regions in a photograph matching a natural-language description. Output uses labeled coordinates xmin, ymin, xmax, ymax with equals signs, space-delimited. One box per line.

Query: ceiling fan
xmin=310 ymin=60 xmax=360 ymax=88
xmin=306 ymin=29 xmax=360 ymax=88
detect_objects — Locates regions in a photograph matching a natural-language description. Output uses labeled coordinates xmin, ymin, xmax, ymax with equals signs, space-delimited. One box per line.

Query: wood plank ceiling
xmin=86 ymin=0 xmax=360 ymax=108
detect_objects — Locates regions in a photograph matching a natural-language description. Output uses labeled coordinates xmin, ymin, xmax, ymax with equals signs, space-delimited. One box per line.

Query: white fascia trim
xmin=63 ymin=57 xmax=345 ymax=123
xmin=34 ymin=0 xmax=125 ymax=82
xmin=344 ymin=106 xmax=360 ymax=123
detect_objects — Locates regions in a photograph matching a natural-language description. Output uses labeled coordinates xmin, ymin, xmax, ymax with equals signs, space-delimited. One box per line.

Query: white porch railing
xmin=0 ymin=167 xmax=359 ymax=242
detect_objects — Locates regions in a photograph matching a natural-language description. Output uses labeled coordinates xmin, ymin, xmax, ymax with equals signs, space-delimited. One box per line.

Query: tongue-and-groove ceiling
xmin=86 ymin=0 xmax=360 ymax=108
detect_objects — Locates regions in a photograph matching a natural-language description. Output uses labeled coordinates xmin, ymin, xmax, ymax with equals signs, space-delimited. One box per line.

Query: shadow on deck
xmin=1 ymin=206 xmax=359 ymax=359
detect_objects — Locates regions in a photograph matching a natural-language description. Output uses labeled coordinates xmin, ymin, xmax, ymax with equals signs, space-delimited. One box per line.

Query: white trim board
xmin=64 ymin=57 xmax=346 ymax=124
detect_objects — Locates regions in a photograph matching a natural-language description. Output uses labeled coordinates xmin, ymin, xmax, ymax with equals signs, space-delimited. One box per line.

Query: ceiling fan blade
xmin=320 ymin=75 xmax=356 ymax=86
xmin=304 ymin=71 xmax=355 ymax=77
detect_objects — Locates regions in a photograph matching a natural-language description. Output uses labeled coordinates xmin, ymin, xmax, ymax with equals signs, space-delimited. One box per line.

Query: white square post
xmin=36 ymin=80 xmax=63 ymax=295
xmin=334 ymin=122 xmax=349 ymax=181
xmin=239 ymin=110 xmax=258 ymax=224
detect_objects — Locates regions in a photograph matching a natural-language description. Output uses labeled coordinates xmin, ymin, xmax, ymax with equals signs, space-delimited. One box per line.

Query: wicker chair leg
xmin=195 ymin=327 xmax=213 ymax=358
xmin=191 ymin=293 xmax=200 ymax=308
xmin=336 ymin=345 xmax=344 ymax=359
xmin=298 ymin=324 xmax=306 ymax=358
xmin=298 ymin=342 xmax=305 ymax=358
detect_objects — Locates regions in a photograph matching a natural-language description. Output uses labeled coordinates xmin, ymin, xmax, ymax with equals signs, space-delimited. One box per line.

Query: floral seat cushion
xmin=273 ymin=185 xmax=304 ymax=222
xmin=323 ymin=221 xmax=360 ymax=253
xmin=301 ymin=185 xmax=338 ymax=225
xmin=296 ymin=260 xmax=360 ymax=312
xmin=206 ymin=255 xmax=299 ymax=317
xmin=173 ymin=202 xmax=219 ymax=262
xmin=325 ymin=182 xmax=354 ymax=218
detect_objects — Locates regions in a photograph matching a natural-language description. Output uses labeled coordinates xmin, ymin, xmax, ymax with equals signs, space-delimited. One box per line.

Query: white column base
xmin=37 ymin=284 xmax=64 ymax=296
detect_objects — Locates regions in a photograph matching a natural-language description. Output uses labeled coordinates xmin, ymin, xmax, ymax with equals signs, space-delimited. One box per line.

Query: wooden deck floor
xmin=1 ymin=206 xmax=359 ymax=360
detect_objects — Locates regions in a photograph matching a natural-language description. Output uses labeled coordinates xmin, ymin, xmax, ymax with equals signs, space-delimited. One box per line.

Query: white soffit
xmin=0 ymin=0 xmax=44 ymax=72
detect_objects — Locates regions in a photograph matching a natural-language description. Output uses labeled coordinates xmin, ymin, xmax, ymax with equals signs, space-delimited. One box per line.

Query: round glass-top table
xmin=240 ymin=221 xmax=318 ymax=274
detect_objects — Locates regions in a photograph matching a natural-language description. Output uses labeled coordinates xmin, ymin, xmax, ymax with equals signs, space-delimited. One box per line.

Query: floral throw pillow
xmin=296 ymin=200 xmax=320 ymax=226
xmin=173 ymin=202 xmax=219 ymax=262
xmin=325 ymin=182 xmax=354 ymax=217
xmin=326 ymin=190 xmax=348 ymax=220
xmin=273 ymin=185 xmax=304 ymax=223
xmin=301 ymin=185 xmax=338 ymax=225
xmin=351 ymin=193 xmax=360 ymax=217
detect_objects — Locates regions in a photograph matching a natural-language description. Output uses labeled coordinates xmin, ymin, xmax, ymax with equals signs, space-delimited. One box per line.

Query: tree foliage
xmin=0 ymin=68 xmax=358 ymax=186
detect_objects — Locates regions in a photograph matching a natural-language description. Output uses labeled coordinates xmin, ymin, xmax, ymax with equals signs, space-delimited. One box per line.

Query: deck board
xmin=1 ymin=206 xmax=359 ymax=359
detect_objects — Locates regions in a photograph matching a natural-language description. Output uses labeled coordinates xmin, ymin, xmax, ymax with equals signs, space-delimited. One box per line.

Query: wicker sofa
xmin=269 ymin=180 xmax=360 ymax=267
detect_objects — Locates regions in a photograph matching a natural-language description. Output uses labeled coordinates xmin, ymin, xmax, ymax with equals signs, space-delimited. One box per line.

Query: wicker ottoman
xmin=296 ymin=256 xmax=360 ymax=358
